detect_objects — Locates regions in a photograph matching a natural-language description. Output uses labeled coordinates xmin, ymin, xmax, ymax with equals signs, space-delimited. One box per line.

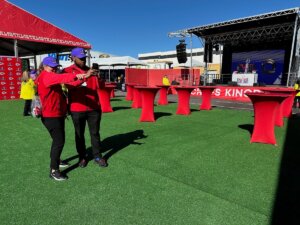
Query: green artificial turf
xmin=0 ymin=97 xmax=296 ymax=225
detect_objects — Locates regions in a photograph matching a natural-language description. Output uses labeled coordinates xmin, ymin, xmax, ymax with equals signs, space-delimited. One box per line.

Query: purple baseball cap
xmin=42 ymin=56 xmax=59 ymax=67
xmin=71 ymin=47 xmax=86 ymax=58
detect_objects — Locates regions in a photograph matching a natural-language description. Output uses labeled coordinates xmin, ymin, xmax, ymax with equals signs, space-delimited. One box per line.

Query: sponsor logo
xmin=10 ymin=96 xmax=16 ymax=99
xmin=7 ymin=58 xmax=12 ymax=61
xmin=8 ymin=77 xmax=14 ymax=80
xmin=8 ymin=67 xmax=13 ymax=71
xmin=0 ymin=62 xmax=3 ymax=65
xmin=2 ymin=91 xmax=7 ymax=94
xmin=1 ymin=82 xmax=6 ymax=85
xmin=9 ymin=86 xmax=15 ymax=90
xmin=237 ymin=78 xmax=249 ymax=84
xmin=15 ymin=63 xmax=21 ymax=66
xmin=0 ymin=72 xmax=5 ymax=75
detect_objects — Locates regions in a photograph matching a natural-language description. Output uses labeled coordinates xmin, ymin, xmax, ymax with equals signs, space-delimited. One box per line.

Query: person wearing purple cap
xmin=63 ymin=47 xmax=108 ymax=168
xmin=36 ymin=56 xmax=92 ymax=181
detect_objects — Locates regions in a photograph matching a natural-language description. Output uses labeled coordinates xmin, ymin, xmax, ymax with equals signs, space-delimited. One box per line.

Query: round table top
xmin=106 ymin=82 xmax=117 ymax=85
xmin=198 ymin=86 xmax=217 ymax=89
xmin=126 ymin=83 xmax=141 ymax=86
xmin=156 ymin=85 xmax=171 ymax=87
xmin=261 ymin=89 xmax=296 ymax=93
xmin=134 ymin=86 xmax=161 ymax=90
xmin=173 ymin=86 xmax=197 ymax=90
xmin=104 ymin=85 xmax=117 ymax=88
xmin=246 ymin=92 xmax=291 ymax=98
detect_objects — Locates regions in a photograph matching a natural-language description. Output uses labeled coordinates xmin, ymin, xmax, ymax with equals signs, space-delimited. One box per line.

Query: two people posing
xmin=37 ymin=48 xmax=107 ymax=181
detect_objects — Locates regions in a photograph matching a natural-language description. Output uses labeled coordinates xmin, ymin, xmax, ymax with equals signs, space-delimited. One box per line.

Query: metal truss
xmin=168 ymin=29 xmax=189 ymax=38
xmin=203 ymin=22 xmax=296 ymax=44
xmin=187 ymin=7 xmax=299 ymax=33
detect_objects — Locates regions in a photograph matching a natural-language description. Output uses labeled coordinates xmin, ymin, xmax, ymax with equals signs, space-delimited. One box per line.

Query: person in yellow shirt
xmin=294 ymin=79 xmax=300 ymax=108
xmin=20 ymin=70 xmax=36 ymax=116
xmin=162 ymin=75 xmax=170 ymax=85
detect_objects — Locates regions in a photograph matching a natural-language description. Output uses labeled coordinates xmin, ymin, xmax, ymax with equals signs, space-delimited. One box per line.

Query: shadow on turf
xmin=270 ymin=115 xmax=300 ymax=225
xmin=63 ymin=129 xmax=147 ymax=174
xmin=112 ymin=106 xmax=131 ymax=111
xmin=101 ymin=129 xmax=147 ymax=160
xmin=238 ymin=124 xmax=254 ymax=135
xmin=154 ymin=112 xmax=172 ymax=120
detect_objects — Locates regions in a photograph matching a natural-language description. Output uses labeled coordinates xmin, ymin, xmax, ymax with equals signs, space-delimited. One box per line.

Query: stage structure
xmin=168 ymin=31 xmax=195 ymax=85
xmin=169 ymin=8 xmax=300 ymax=86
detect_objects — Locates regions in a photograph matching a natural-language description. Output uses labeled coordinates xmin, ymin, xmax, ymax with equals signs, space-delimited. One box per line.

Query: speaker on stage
xmin=204 ymin=43 xmax=213 ymax=63
xmin=176 ymin=40 xmax=187 ymax=64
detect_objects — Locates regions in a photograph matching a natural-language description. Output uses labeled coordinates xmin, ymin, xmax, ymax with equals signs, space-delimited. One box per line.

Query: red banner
xmin=191 ymin=86 xmax=293 ymax=102
xmin=0 ymin=56 xmax=22 ymax=100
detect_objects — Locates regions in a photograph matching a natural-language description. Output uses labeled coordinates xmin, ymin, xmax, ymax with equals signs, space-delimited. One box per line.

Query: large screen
xmin=232 ymin=50 xmax=285 ymax=85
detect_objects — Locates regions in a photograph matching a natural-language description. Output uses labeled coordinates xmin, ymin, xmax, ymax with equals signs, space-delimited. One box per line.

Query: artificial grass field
xmin=0 ymin=97 xmax=299 ymax=225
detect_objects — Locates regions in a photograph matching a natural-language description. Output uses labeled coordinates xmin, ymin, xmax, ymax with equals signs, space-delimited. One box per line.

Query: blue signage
xmin=232 ymin=50 xmax=285 ymax=85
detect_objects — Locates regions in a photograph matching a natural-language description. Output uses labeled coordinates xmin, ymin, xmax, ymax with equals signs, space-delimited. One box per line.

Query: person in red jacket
xmin=64 ymin=47 xmax=108 ymax=168
xmin=36 ymin=56 xmax=90 ymax=181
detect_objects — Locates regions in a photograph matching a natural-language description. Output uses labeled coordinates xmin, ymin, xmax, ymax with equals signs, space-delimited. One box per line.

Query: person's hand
xmin=76 ymin=74 xmax=85 ymax=80
xmin=84 ymin=69 xmax=96 ymax=78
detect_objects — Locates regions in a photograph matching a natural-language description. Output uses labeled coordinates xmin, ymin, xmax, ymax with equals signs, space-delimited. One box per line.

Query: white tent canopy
xmin=90 ymin=56 xmax=148 ymax=67
xmin=90 ymin=56 xmax=148 ymax=81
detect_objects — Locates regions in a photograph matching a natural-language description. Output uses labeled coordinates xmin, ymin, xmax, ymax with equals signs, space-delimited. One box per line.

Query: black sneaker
xmin=94 ymin=157 xmax=108 ymax=167
xmin=59 ymin=160 xmax=70 ymax=168
xmin=49 ymin=169 xmax=68 ymax=181
xmin=78 ymin=158 xmax=88 ymax=168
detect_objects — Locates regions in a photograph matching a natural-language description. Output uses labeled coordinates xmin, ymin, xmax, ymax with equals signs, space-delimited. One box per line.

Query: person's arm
xmin=43 ymin=72 xmax=83 ymax=87
xmin=64 ymin=79 xmax=85 ymax=89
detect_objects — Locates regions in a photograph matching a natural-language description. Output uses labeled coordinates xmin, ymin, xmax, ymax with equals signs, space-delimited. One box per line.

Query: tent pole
xmin=287 ymin=14 xmax=299 ymax=87
xmin=190 ymin=34 xmax=193 ymax=85
xmin=109 ymin=66 xmax=111 ymax=82
xmin=55 ymin=52 xmax=59 ymax=64
xmin=87 ymin=49 xmax=91 ymax=67
xmin=219 ymin=45 xmax=222 ymax=82
xmin=34 ymin=55 xmax=37 ymax=70
xmin=14 ymin=40 xmax=18 ymax=57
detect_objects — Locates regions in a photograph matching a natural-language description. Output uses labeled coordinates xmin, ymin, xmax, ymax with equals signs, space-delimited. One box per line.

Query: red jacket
xmin=64 ymin=64 xmax=103 ymax=112
xmin=35 ymin=71 xmax=80 ymax=117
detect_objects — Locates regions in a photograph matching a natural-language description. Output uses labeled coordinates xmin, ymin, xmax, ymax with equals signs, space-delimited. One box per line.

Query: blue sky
xmin=8 ymin=0 xmax=300 ymax=58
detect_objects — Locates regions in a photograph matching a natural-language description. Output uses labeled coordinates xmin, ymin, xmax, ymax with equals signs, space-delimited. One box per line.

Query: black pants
xmin=71 ymin=110 xmax=102 ymax=160
xmin=42 ymin=117 xmax=65 ymax=170
xmin=23 ymin=99 xmax=32 ymax=116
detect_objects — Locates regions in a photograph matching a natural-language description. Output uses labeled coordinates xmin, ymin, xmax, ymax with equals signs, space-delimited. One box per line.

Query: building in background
xmin=24 ymin=50 xmax=116 ymax=69
xmin=138 ymin=47 xmax=221 ymax=75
